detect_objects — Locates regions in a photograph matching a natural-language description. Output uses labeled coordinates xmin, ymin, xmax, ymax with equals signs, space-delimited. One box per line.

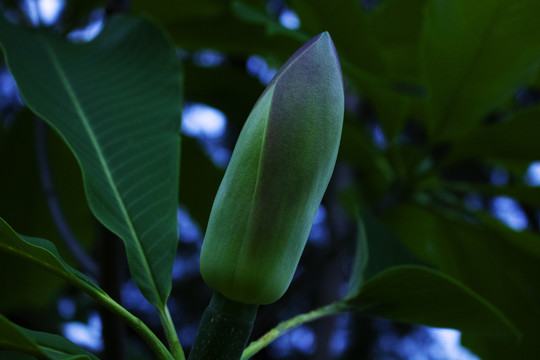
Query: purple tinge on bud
xmin=200 ymin=32 xmax=344 ymax=305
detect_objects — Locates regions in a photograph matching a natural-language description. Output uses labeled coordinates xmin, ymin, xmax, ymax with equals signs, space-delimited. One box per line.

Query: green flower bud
xmin=200 ymin=32 xmax=344 ymax=305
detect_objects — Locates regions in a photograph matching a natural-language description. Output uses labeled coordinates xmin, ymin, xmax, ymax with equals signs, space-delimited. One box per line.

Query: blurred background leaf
xmin=0 ymin=314 xmax=98 ymax=360
xmin=420 ymin=0 xmax=540 ymax=142
xmin=384 ymin=203 xmax=540 ymax=358
xmin=0 ymin=110 xmax=95 ymax=314
xmin=347 ymin=265 xmax=519 ymax=337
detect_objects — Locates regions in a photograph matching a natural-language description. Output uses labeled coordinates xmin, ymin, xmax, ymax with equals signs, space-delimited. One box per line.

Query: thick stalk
xmin=188 ymin=292 xmax=258 ymax=360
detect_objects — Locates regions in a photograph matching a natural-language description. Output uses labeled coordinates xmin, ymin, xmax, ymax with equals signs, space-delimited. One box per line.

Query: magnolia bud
xmin=200 ymin=32 xmax=344 ymax=305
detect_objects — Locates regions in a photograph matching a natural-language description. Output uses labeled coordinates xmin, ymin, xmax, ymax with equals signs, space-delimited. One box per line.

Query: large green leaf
xmin=346 ymin=265 xmax=519 ymax=336
xmin=243 ymin=264 xmax=518 ymax=360
xmin=421 ymin=0 xmax=540 ymax=141
xmin=385 ymin=204 xmax=540 ymax=357
xmin=0 ymin=314 xmax=98 ymax=360
xmin=0 ymin=15 xmax=183 ymax=309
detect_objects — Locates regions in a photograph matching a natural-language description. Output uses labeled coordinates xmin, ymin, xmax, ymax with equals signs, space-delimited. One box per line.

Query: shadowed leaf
xmin=347 ymin=265 xmax=519 ymax=337
xmin=0 ymin=314 xmax=98 ymax=360
xmin=0 ymin=14 xmax=183 ymax=309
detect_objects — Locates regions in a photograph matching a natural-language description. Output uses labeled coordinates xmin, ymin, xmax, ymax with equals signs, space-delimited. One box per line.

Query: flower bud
xmin=200 ymin=32 xmax=344 ymax=305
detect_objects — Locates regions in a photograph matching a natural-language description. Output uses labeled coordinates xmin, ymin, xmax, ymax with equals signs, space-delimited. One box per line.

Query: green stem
xmin=1 ymin=227 xmax=172 ymax=359
xmin=84 ymin=284 xmax=173 ymax=360
xmin=241 ymin=301 xmax=347 ymax=360
xmin=188 ymin=292 xmax=259 ymax=360
xmin=158 ymin=305 xmax=186 ymax=360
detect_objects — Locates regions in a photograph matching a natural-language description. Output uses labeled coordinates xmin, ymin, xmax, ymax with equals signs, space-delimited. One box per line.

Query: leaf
xmin=360 ymin=0 xmax=428 ymax=139
xmin=421 ymin=0 xmax=540 ymax=141
xmin=362 ymin=211 xmax=422 ymax=282
xmin=346 ymin=265 xmax=519 ymax=337
xmin=289 ymin=0 xmax=384 ymax=75
xmin=0 ymin=217 xmax=105 ymax=300
xmin=0 ymin=218 xmax=173 ymax=360
xmin=0 ymin=314 xmax=98 ymax=360
xmin=367 ymin=0 xmax=427 ymax=83
xmin=443 ymin=106 xmax=540 ymax=165
xmin=384 ymin=204 xmax=540 ymax=356
xmin=289 ymin=0 xmax=428 ymax=141
xmin=0 ymin=15 xmax=183 ymax=309
xmin=345 ymin=216 xmax=368 ymax=298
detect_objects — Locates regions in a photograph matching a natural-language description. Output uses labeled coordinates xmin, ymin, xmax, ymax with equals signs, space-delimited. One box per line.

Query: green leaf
xmin=345 ymin=216 xmax=368 ymax=299
xmin=0 ymin=314 xmax=98 ymax=360
xmin=0 ymin=218 xmax=173 ymax=360
xmin=346 ymin=265 xmax=519 ymax=336
xmin=0 ymin=15 xmax=183 ymax=309
xmin=421 ymin=0 xmax=540 ymax=141
xmin=360 ymin=0 xmax=428 ymax=139
xmin=289 ymin=0 xmax=384 ymax=75
xmin=443 ymin=107 xmax=540 ymax=165
xmin=367 ymin=0 xmax=427 ymax=83
xmin=362 ymin=211 xmax=421 ymax=281
xmin=385 ymin=204 xmax=540 ymax=356
xmin=342 ymin=208 xmax=422 ymax=301
xmin=0 ymin=217 xmax=106 ymax=300
xmin=289 ymin=0 xmax=427 ymax=141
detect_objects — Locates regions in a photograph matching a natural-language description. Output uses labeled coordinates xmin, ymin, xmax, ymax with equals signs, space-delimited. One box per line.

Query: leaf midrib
xmin=42 ymin=41 xmax=162 ymax=306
